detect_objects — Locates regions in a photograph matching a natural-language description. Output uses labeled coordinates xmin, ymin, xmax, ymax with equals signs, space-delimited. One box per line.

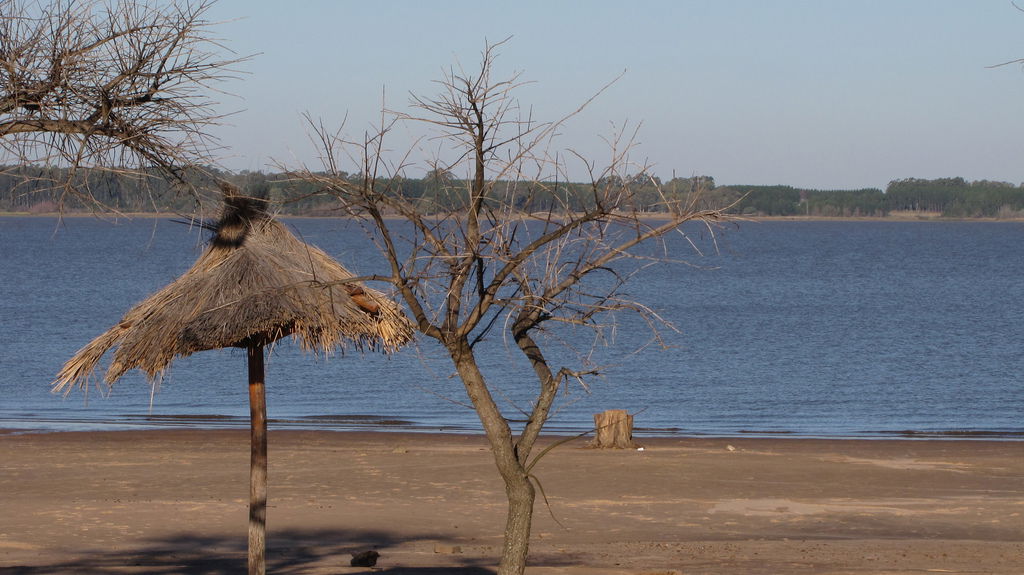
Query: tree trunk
xmin=247 ymin=345 xmax=267 ymax=575
xmin=449 ymin=341 xmax=535 ymax=575
xmin=498 ymin=472 xmax=536 ymax=575
xmin=591 ymin=409 xmax=636 ymax=449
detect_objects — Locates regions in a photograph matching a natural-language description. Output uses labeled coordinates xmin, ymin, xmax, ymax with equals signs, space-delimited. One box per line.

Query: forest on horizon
xmin=2 ymin=166 xmax=1023 ymax=219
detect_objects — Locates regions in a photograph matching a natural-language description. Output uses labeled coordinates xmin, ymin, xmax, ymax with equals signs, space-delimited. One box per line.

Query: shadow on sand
xmin=1 ymin=528 xmax=498 ymax=574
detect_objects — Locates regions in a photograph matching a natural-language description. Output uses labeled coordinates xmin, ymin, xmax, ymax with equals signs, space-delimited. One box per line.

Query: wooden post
xmin=247 ymin=345 xmax=267 ymax=575
xmin=591 ymin=409 xmax=637 ymax=449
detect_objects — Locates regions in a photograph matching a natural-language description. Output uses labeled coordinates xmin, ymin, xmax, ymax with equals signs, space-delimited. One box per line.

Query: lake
xmin=1 ymin=216 xmax=1022 ymax=439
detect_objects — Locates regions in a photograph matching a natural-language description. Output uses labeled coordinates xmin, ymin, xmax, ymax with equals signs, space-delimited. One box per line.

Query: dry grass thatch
xmin=54 ymin=195 xmax=414 ymax=394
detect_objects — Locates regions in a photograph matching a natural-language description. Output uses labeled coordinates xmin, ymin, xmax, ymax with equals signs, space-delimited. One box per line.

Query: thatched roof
xmin=54 ymin=195 xmax=414 ymax=393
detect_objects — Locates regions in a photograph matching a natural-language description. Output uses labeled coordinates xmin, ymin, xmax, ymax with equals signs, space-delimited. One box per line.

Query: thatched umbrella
xmin=54 ymin=192 xmax=413 ymax=575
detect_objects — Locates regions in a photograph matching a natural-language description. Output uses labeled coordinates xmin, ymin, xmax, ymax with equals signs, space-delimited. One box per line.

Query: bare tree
xmin=0 ymin=0 xmax=240 ymax=211
xmin=292 ymin=41 xmax=733 ymax=575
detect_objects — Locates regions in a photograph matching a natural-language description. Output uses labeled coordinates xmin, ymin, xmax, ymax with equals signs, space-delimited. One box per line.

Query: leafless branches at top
xmin=297 ymin=41 xmax=732 ymax=352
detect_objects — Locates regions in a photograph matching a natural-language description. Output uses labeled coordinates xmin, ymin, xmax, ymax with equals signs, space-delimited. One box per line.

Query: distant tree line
xmin=2 ymin=166 xmax=1023 ymax=218
xmin=0 ymin=165 xmax=222 ymax=213
xmin=711 ymin=185 xmax=888 ymax=217
xmin=884 ymin=178 xmax=1024 ymax=218
xmin=703 ymin=178 xmax=1024 ymax=218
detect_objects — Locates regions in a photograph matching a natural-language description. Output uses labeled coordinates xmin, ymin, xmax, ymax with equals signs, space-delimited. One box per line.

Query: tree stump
xmin=591 ymin=409 xmax=637 ymax=448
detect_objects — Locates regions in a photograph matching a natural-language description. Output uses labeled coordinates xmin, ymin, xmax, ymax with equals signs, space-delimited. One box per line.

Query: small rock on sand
xmin=350 ymin=549 xmax=380 ymax=567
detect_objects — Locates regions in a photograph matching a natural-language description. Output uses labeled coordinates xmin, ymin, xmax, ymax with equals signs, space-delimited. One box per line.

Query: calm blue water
xmin=1 ymin=216 xmax=1022 ymax=439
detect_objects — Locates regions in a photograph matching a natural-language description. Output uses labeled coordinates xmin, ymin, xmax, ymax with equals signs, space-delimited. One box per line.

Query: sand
xmin=0 ymin=429 xmax=1021 ymax=574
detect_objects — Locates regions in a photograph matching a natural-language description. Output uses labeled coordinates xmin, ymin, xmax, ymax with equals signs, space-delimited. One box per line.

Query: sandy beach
xmin=1 ymin=429 xmax=1020 ymax=574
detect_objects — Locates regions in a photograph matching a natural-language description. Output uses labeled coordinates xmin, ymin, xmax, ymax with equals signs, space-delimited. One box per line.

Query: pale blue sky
xmin=205 ymin=0 xmax=1024 ymax=190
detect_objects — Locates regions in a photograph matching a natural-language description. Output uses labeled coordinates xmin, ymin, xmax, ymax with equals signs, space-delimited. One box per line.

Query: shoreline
xmin=4 ymin=425 xmax=1024 ymax=441
xmin=2 ymin=429 xmax=1021 ymax=574
xmin=3 ymin=420 xmax=1022 ymax=441
xmin=5 ymin=426 xmax=1024 ymax=444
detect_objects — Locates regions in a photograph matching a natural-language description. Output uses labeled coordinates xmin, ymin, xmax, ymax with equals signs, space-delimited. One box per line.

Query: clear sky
xmin=203 ymin=0 xmax=1024 ymax=191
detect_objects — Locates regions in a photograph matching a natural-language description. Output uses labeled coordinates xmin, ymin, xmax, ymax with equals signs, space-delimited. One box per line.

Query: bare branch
xmin=0 ymin=0 xmax=247 ymax=211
